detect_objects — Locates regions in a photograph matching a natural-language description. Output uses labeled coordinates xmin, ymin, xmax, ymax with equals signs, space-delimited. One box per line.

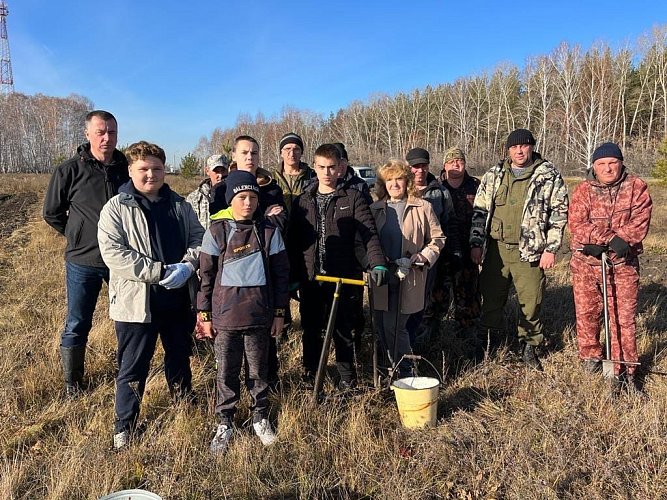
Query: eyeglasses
xmin=410 ymin=164 xmax=429 ymax=170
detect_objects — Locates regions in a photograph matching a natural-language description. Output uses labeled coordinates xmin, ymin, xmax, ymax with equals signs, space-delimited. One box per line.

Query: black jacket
xmin=340 ymin=166 xmax=373 ymax=205
xmin=210 ymin=168 xmax=288 ymax=233
xmin=288 ymin=180 xmax=385 ymax=283
xmin=43 ymin=143 xmax=129 ymax=267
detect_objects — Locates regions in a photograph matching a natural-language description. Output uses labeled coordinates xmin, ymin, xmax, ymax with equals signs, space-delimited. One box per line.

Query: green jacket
xmin=469 ymin=154 xmax=569 ymax=263
xmin=270 ymin=161 xmax=316 ymax=213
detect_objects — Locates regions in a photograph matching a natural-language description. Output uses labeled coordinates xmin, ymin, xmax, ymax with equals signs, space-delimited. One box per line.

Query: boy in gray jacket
xmin=98 ymin=141 xmax=204 ymax=450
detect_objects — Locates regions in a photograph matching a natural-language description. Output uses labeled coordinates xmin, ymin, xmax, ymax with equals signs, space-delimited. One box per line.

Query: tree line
xmin=0 ymin=93 xmax=92 ymax=173
xmin=1 ymin=26 xmax=666 ymax=177
xmin=195 ymin=26 xmax=667 ymax=177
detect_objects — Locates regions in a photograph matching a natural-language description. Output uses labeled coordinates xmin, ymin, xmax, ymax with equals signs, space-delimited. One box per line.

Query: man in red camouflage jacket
xmin=568 ymin=142 xmax=652 ymax=392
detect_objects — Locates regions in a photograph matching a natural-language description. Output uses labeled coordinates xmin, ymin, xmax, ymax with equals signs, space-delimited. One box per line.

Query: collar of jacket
xmin=77 ymin=142 xmax=127 ymax=168
xmin=117 ymin=182 xmax=182 ymax=207
xmin=274 ymin=161 xmax=311 ymax=175
xmin=304 ymin=179 xmax=342 ymax=199
xmin=372 ymin=196 xmax=422 ymax=210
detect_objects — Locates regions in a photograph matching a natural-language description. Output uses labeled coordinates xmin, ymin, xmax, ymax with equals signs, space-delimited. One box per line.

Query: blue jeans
xmin=61 ymin=261 xmax=109 ymax=348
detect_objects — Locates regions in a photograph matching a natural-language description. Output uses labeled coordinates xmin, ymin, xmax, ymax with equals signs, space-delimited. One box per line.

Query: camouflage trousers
xmin=430 ymin=255 xmax=481 ymax=327
xmin=570 ymin=257 xmax=639 ymax=376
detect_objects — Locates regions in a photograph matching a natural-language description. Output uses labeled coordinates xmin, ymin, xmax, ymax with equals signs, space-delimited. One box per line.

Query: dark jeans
xmin=214 ymin=328 xmax=270 ymax=421
xmin=299 ymin=280 xmax=357 ymax=382
xmin=114 ymin=307 xmax=193 ymax=433
xmin=62 ymin=261 xmax=109 ymax=348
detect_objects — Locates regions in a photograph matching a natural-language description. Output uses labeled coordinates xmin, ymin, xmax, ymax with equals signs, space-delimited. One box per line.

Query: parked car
xmin=351 ymin=165 xmax=376 ymax=188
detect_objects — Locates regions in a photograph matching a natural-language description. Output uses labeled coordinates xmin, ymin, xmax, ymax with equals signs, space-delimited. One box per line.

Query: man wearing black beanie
xmin=470 ymin=128 xmax=569 ymax=369
xmin=568 ymin=142 xmax=652 ymax=393
xmin=270 ymin=132 xmax=315 ymax=214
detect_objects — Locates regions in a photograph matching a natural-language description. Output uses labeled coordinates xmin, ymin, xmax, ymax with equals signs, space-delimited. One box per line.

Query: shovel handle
xmin=315 ymin=275 xmax=365 ymax=287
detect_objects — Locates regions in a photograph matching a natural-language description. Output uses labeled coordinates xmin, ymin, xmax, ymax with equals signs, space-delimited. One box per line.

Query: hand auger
xmin=311 ymin=275 xmax=366 ymax=405
xmin=576 ymin=248 xmax=641 ymax=377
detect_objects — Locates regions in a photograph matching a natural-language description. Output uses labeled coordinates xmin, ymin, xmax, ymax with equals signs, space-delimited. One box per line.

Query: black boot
xmin=522 ymin=344 xmax=543 ymax=371
xmin=60 ymin=345 xmax=85 ymax=397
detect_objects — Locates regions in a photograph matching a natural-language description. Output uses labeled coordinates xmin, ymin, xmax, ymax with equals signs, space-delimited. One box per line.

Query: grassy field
xmin=1 ymin=173 xmax=666 ymax=499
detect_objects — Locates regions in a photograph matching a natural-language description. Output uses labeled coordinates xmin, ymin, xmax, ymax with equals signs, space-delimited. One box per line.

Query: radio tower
xmin=0 ymin=1 xmax=14 ymax=95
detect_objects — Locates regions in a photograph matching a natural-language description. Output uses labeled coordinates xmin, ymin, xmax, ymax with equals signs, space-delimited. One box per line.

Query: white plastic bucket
xmin=99 ymin=489 xmax=162 ymax=500
xmin=391 ymin=376 xmax=440 ymax=429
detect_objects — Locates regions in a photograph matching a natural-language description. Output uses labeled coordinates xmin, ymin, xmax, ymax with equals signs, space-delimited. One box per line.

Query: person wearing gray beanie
xmin=469 ymin=128 xmax=568 ymax=370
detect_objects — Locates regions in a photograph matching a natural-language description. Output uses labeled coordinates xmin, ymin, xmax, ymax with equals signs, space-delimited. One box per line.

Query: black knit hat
xmin=591 ymin=142 xmax=623 ymax=163
xmin=279 ymin=132 xmax=304 ymax=152
xmin=406 ymin=147 xmax=430 ymax=166
xmin=225 ymin=170 xmax=260 ymax=204
xmin=333 ymin=142 xmax=349 ymax=160
xmin=506 ymin=129 xmax=536 ymax=149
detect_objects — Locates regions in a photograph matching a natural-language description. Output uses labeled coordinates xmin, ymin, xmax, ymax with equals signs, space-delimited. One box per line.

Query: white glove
xmin=159 ymin=262 xmax=194 ymax=289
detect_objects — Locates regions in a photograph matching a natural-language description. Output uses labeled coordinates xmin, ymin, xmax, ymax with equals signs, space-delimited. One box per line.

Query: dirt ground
xmin=0 ymin=192 xmax=37 ymax=241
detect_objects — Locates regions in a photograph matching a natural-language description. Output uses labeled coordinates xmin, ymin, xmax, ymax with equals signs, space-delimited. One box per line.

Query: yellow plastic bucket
xmin=391 ymin=376 xmax=440 ymax=429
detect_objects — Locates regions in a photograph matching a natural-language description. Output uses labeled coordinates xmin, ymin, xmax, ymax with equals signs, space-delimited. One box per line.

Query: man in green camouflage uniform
xmin=470 ymin=129 xmax=568 ymax=369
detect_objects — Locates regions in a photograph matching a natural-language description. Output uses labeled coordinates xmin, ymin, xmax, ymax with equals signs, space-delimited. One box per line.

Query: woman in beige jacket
xmin=370 ymin=159 xmax=445 ymax=378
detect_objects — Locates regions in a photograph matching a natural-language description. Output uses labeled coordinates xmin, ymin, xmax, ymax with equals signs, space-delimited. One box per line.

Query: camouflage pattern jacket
xmin=470 ymin=154 xmax=569 ymax=263
xmin=185 ymin=178 xmax=215 ymax=230
xmin=568 ymin=168 xmax=652 ymax=266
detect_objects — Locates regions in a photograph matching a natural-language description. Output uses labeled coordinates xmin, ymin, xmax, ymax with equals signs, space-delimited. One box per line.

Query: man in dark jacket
xmin=288 ymin=143 xmax=387 ymax=389
xmin=211 ymin=135 xmax=288 ymax=388
xmin=404 ymin=147 xmax=458 ymax=346
xmin=43 ymin=110 xmax=129 ymax=396
xmin=438 ymin=147 xmax=481 ymax=329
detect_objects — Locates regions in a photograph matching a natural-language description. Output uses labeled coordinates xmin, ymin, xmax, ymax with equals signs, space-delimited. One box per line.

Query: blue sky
xmin=6 ymin=0 xmax=667 ymax=165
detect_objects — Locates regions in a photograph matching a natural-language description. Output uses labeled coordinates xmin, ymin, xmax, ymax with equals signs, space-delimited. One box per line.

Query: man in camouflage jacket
xmin=568 ymin=143 xmax=651 ymax=391
xmin=470 ymin=129 xmax=568 ymax=368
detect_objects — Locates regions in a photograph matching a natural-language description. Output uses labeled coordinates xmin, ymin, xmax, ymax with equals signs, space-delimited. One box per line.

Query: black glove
xmin=369 ymin=266 xmax=388 ymax=287
xmin=609 ymin=236 xmax=630 ymax=258
xmin=581 ymin=244 xmax=606 ymax=258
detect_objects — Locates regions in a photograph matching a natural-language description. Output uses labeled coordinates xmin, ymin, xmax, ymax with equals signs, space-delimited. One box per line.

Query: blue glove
xmin=369 ymin=265 xmax=388 ymax=287
xmin=159 ymin=262 xmax=194 ymax=289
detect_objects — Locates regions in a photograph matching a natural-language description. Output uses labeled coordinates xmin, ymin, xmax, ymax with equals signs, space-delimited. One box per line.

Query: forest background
xmin=2 ymin=27 xmax=667 ymax=178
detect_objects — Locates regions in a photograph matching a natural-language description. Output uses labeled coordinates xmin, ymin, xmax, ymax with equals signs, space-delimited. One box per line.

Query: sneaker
xmin=522 ymin=344 xmax=543 ymax=371
xmin=113 ymin=430 xmax=130 ymax=450
xmin=252 ymin=418 xmax=277 ymax=446
xmin=210 ymin=423 xmax=234 ymax=455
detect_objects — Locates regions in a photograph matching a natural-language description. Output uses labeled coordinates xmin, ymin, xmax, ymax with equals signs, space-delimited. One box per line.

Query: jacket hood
xmin=118 ymin=180 xmax=179 ymax=203
xmin=256 ymin=167 xmax=274 ymax=187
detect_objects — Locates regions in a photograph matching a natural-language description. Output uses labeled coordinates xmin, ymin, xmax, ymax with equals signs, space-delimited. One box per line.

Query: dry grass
xmin=1 ymin=174 xmax=667 ymax=499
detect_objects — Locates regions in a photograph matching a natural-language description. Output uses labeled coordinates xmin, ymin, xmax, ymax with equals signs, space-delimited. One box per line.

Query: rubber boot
xmin=60 ymin=345 xmax=85 ymax=397
xmin=522 ymin=344 xmax=543 ymax=371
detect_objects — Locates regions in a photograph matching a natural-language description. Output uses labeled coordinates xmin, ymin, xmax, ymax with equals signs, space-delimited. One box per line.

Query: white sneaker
xmin=113 ymin=430 xmax=129 ymax=450
xmin=210 ymin=423 xmax=233 ymax=455
xmin=252 ymin=418 xmax=277 ymax=446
